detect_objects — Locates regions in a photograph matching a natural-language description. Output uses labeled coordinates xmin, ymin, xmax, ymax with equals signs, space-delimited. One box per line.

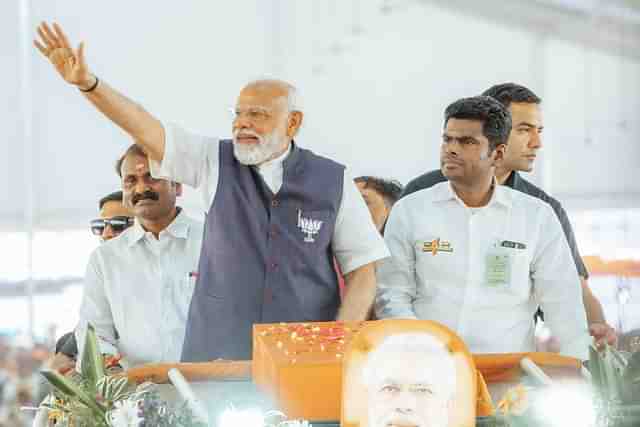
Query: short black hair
xmin=354 ymin=176 xmax=404 ymax=208
xmin=99 ymin=191 xmax=124 ymax=210
xmin=115 ymin=144 xmax=148 ymax=178
xmin=482 ymin=83 xmax=541 ymax=108
xmin=55 ymin=332 xmax=77 ymax=358
xmin=444 ymin=96 xmax=512 ymax=151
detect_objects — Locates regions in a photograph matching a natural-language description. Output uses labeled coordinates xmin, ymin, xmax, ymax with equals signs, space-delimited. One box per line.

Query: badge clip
xmin=500 ymin=240 xmax=526 ymax=250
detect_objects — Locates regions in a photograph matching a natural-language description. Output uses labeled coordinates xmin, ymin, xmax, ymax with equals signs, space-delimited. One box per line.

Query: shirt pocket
xmin=412 ymin=236 xmax=457 ymax=298
xmin=486 ymin=242 xmax=531 ymax=301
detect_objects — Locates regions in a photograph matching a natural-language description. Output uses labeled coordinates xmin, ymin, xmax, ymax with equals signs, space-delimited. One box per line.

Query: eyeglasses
xmin=90 ymin=216 xmax=134 ymax=236
xmin=229 ymin=106 xmax=273 ymax=123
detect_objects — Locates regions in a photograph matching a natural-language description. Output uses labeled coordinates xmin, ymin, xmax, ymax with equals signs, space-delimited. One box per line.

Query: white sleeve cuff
xmin=339 ymin=247 xmax=390 ymax=275
xmin=149 ymin=121 xmax=178 ymax=180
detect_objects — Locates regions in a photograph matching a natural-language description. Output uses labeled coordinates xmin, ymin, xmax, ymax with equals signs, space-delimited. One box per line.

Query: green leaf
xmin=622 ymin=351 xmax=640 ymax=404
xmin=589 ymin=345 xmax=606 ymax=393
xmin=603 ymin=346 xmax=622 ymax=401
xmin=40 ymin=369 xmax=107 ymax=417
xmin=97 ymin=376 xmax=132 ymax=402
xmin=81 ymin=324 xmax=105 ymax=391
xmin=624 ymin=351 xmax=640 ymax=383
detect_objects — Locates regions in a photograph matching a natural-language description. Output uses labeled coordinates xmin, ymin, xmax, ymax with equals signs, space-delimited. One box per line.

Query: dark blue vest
xmin=181 ymin=141 xmax=344 ymax=361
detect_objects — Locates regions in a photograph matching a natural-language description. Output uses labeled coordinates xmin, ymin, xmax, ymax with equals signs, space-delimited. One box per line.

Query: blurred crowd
xmin=0 ymin=336 xmax=51 ymax=427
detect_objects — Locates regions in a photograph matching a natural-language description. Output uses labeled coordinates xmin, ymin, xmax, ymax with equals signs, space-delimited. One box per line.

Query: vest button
xmin=271 ymin=199 xmax=280 ymax=208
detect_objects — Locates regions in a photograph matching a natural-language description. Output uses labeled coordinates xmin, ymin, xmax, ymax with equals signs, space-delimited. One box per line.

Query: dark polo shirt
xmin=402 ymin=169 xmax=588 ymax=278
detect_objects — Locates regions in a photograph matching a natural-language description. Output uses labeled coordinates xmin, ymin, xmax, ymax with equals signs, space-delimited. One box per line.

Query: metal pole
xmin=19 ymin=0 xmax=36 ymax=343
xmin=531 ymin=33 xmax=550 ymax=191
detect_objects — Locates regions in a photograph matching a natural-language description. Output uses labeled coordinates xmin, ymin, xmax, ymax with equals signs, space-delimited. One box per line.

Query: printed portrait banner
xmin=342 ymin=319 xmax=477 ymax=427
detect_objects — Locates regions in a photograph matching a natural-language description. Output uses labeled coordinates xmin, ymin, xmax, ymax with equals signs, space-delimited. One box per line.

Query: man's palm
xmin=34 ymin=22 xmax=91 ymax=87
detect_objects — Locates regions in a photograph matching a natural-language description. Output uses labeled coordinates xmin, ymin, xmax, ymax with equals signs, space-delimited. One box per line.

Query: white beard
xmin=233 ymin=127 xmax=287 ymax=165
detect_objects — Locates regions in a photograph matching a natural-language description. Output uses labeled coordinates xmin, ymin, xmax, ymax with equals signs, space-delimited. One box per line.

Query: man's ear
xmin=491 ymin=143 xmax=506 ymax=166
xmin=174 ymin=182 xmax=183 ymax=197
xmin=287 ymin=111 xmax=304 ymax=138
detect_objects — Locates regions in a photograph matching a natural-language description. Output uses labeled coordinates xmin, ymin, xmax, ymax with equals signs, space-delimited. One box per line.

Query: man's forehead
xmin=373 ymin=350 xmax=452 ymax=371
xmin=358 ymin=186 xmax=383 ymax=200
xmin=100 ymin=200 xmax=131 ymax=218
xmin=237 ymin=85 xmax=287 ymax=108
xmin=509 ymin=102 xmax=543 ymax=126
xmin=356 ymin=181 xmax=369 ymax=191
xmin=121 ymin=154 xmax=150 ymax=175
xmin=445 ymin=118 xmax=485 ymax=137
xmin=372 ymin=369 xmax=451 ymax=388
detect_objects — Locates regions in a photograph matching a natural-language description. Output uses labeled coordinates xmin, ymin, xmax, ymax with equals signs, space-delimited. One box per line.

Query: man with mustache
xmin=362 ymin=334 xmax=457 ymax=427
xmin=75 ymin=144 xmax=203 ymax=367
xmin=35 ymin=22 xmax=388 ymax=361
xmin=401 ymin=83 xmax=615 ymax=347
xmin=376 ymin=96 xmax=591 ymax=359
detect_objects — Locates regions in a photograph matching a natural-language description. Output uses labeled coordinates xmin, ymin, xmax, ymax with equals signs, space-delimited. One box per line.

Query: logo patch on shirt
xmin=297 ymin=210 xmax=323 ymax=243
xmin=422 ymin=238 xmax=453 ymax=255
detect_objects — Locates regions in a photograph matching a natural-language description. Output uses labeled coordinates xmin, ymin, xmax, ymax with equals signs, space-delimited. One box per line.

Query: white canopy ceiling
xmin=2 ymin=0 xmax=639 ymax=232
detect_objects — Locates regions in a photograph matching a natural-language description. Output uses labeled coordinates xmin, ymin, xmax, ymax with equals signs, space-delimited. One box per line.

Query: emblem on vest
xmin=297 ymin=210 xmax=323 ymax=243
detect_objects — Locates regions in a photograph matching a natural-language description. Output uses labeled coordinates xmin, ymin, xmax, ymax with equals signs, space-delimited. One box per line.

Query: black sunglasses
xmin=90 ymin=216 xmax=134 ymax=236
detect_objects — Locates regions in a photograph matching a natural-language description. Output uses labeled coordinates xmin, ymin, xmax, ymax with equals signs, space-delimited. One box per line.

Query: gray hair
xmin=244 ymin=78 xmax=300 ymax=112
xmin=362 ymin=333 xmax=457 ymax=398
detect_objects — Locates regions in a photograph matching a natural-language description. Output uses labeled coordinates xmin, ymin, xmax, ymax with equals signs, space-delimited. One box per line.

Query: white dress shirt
xmin=149 ymin=122 xmax=389 ymax=274
xmin=76 ymin=211 xmax=203 ymax=368
xmin=376 ymin=181 xmax=591 ymax=359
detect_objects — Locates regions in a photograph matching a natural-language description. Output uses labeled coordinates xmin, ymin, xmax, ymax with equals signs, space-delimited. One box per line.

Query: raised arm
xmin=34 ymin=22 xmax=165 ymax=162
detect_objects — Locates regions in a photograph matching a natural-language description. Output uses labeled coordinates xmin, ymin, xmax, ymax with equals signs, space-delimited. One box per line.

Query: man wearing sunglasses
xmin=75 ymin=145 xmax=203 ymax=368
xmin=91 ymin=191 xmax=134 ymax=241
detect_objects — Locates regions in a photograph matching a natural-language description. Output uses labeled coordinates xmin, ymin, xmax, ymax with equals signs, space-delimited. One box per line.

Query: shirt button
xmin=270 ymin=262 xmax=278 ymax=270
xmin=271 ymin=199 xmax=280 ymax=208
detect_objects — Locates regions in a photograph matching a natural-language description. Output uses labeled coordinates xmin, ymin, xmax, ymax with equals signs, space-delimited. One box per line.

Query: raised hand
xmin=34 ymin=22 xmax=94 ymax=90
xmin=589 ymin=322 xmax=618 ymax=349
xmin=32 ymin=21 xmax=166 ymax=161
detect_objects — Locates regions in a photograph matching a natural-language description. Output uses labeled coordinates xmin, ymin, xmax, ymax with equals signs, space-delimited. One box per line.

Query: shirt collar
xmin=491 ymin=182 xmax=513 ymax=209
xmin=433 ymin=178 xmax=512 ymax=209
xmin=504 ymin=170 xmax=521 ymax=189
xmin=256 ymin=143 xmax=292 ymax=174
xmin=126 ymin=208 xmax=190 ymax=247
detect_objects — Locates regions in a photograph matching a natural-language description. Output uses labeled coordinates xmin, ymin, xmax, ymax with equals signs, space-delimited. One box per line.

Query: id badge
xmin=485 ymin=249 xmax=511 ymax=287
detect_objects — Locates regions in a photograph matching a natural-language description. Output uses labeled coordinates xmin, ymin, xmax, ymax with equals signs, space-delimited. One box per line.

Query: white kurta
xmin=76 ymin=211 xmax=203 ymax=367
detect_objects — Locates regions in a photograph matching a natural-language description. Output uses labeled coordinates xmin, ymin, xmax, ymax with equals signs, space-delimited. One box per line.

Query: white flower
xmin=107 ymin=400 xmax=143 ymax=427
